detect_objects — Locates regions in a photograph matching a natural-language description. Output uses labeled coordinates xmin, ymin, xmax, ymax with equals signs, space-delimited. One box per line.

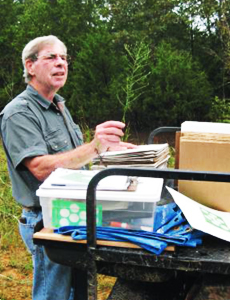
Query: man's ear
xmin=25 ymin=59 xmax=35 ymax=77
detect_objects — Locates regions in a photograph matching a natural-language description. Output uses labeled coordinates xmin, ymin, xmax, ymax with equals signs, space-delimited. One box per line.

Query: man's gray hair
xmin=22 ymin=35 xmax=67 ymax=83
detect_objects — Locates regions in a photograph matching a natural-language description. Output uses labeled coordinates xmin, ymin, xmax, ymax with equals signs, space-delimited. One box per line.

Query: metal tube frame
xmin=147 ymin=126 xmax=181 ymax=144
xmin=86 ymin=167 xmax=230 ymax=299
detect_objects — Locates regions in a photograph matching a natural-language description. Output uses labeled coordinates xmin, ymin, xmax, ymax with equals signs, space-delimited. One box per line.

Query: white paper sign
xmin=167 ymin=187 xmax=230 ymax=242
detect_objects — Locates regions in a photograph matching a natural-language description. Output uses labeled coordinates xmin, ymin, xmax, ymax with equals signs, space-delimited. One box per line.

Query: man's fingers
xmin=107 ymin=142 xmax=137 ymax=152
xmin=96 ymin=127 xmax=124 ymax=138
xmin=96 ymin=121 xmax=125 ymax=130
xmin=119 ymin=142 xmax=137 ymax=149
xmin=94 ymin=121 xmax=130 ymax=154
xmin=97 ymin=134 xmax=121 ymax=143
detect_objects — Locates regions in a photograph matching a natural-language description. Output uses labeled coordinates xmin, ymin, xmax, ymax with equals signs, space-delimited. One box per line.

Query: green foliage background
xmin=1 ymin=2 xmax=229 ymax=291
xmin=0 ymin=0 xmax=230 ymax=132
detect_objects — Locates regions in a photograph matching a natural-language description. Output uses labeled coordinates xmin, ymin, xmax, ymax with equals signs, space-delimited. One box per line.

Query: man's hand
xmin=92 ymin=121 xmax=136 ymax=154
xmin=107 ymin=141 xmax=137 ymax=152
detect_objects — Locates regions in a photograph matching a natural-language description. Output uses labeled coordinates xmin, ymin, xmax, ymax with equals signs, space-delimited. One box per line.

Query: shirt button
xmin=64 ymin=140 xmax=67 ymax=144
xmin=57 ymin=113 xmax=60 ymax=116
xmin=54 ymin=145 xmax=58 ymax=149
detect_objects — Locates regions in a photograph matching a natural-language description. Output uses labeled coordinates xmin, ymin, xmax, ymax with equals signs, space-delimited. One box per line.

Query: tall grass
xmin=0 ymin=142 xmax=21 ymax=248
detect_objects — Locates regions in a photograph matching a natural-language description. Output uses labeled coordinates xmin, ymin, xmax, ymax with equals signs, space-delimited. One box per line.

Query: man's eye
xmin=48 ymin=54 xmax=56 ymax=59
xmin=60 ymin=55 xmax=67 ymax=61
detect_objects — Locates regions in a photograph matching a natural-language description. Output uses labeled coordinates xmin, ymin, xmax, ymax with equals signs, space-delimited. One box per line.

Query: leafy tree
xmin=209 ymin=96 xmax=230 ymax=123
xmin=107 ymin=0 xmax=181 ymax=44
xmin=216 ymin=0 xmax=230 ymax=99
xmin=1 ymin=0 xmax=229 ymax=130
xmin=0 ymin=0 xmax=24 ymax=109
xmin=139 ymin=41 xmax=213 ymax=128
xmin=67 ymin=29 xmax=125 ymax=126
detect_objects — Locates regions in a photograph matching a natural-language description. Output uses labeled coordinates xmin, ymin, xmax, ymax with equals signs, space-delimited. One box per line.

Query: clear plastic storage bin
xmin=36 ymin=170 xmax=163 ymax=231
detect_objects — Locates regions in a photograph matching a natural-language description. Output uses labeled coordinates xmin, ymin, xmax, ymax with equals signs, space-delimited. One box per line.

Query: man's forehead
xmin=38 ymin=43 xmax=66 ymax=54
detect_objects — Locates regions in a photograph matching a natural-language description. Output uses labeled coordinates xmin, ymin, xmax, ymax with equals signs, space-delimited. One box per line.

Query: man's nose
xmin=54 ymin=55 xmax=66 ymax=66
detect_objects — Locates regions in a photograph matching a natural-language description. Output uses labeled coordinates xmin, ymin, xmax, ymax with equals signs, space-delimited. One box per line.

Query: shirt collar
xmin=26 ymin=85 xmax=65 ymax=110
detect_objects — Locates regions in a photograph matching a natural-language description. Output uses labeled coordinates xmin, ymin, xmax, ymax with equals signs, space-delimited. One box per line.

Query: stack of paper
xmin=40 ymin=168 xmax=132 ymax=191
xmin=92 ymin=144 xmax=170 ymax=168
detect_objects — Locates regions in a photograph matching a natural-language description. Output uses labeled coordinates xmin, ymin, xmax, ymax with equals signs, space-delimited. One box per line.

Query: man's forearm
xmin=23 ymin=120 xmax=137 ymax=182
xmin=23 ymin=141 xmax=98 ymax=181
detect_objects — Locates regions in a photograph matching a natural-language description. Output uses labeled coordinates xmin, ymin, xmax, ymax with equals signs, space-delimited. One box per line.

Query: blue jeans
xmin=19 ymin=209 xmax=74 ymax=300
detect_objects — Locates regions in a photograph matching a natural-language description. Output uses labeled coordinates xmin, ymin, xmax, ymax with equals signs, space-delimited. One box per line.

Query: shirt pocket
xmin=72 ymin=124 xmax=84 ymax=145
xmin=45 ymin=128 xmax=69 ymax=153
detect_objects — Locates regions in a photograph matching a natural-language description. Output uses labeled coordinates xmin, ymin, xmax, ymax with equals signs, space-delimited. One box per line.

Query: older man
xmin=0 ymin=35 xmax=135 ymax=300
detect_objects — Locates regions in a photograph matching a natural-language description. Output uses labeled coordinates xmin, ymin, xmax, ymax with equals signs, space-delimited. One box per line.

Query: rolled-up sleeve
xmin=2 ymin=112 xmax=48 ymax=169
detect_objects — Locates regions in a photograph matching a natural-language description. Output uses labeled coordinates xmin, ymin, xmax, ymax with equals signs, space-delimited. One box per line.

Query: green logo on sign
xmin=200 ymin=207 xmax=230 ymax=232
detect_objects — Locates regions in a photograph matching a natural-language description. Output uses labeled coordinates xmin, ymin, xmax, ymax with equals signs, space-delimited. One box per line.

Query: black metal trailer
xmin=33 ymin=128 xmax=230 ymax=300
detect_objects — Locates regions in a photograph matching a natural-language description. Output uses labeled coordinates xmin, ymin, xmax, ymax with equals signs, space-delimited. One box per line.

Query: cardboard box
xmin=178 ymin=131 xmax=230 ymax=211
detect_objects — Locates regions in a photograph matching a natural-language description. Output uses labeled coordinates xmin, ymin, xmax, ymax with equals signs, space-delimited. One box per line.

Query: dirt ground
xmin=0 ymin=242 xmax=33 ymax=300
xmin=0 ymin=239 xmax=116 ymax=300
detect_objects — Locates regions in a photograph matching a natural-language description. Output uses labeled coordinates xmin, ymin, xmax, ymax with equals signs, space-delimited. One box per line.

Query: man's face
xmin=28 ymin=43 xmax=68 ymax=96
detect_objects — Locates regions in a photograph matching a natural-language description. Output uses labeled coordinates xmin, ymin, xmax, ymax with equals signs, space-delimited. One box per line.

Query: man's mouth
xmin=53 ymin=72 xmax=65 ymax=77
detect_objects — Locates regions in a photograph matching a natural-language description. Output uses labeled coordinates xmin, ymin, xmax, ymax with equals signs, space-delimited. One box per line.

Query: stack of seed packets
xmin=92 ymin=144 xmax=170 ymax=169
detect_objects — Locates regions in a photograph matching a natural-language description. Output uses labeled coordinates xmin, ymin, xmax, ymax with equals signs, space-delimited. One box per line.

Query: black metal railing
xmin=85 ymin=167 xmax=230 ymax=300
xmin=86 ymin=168 xmax=230 ymax=248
